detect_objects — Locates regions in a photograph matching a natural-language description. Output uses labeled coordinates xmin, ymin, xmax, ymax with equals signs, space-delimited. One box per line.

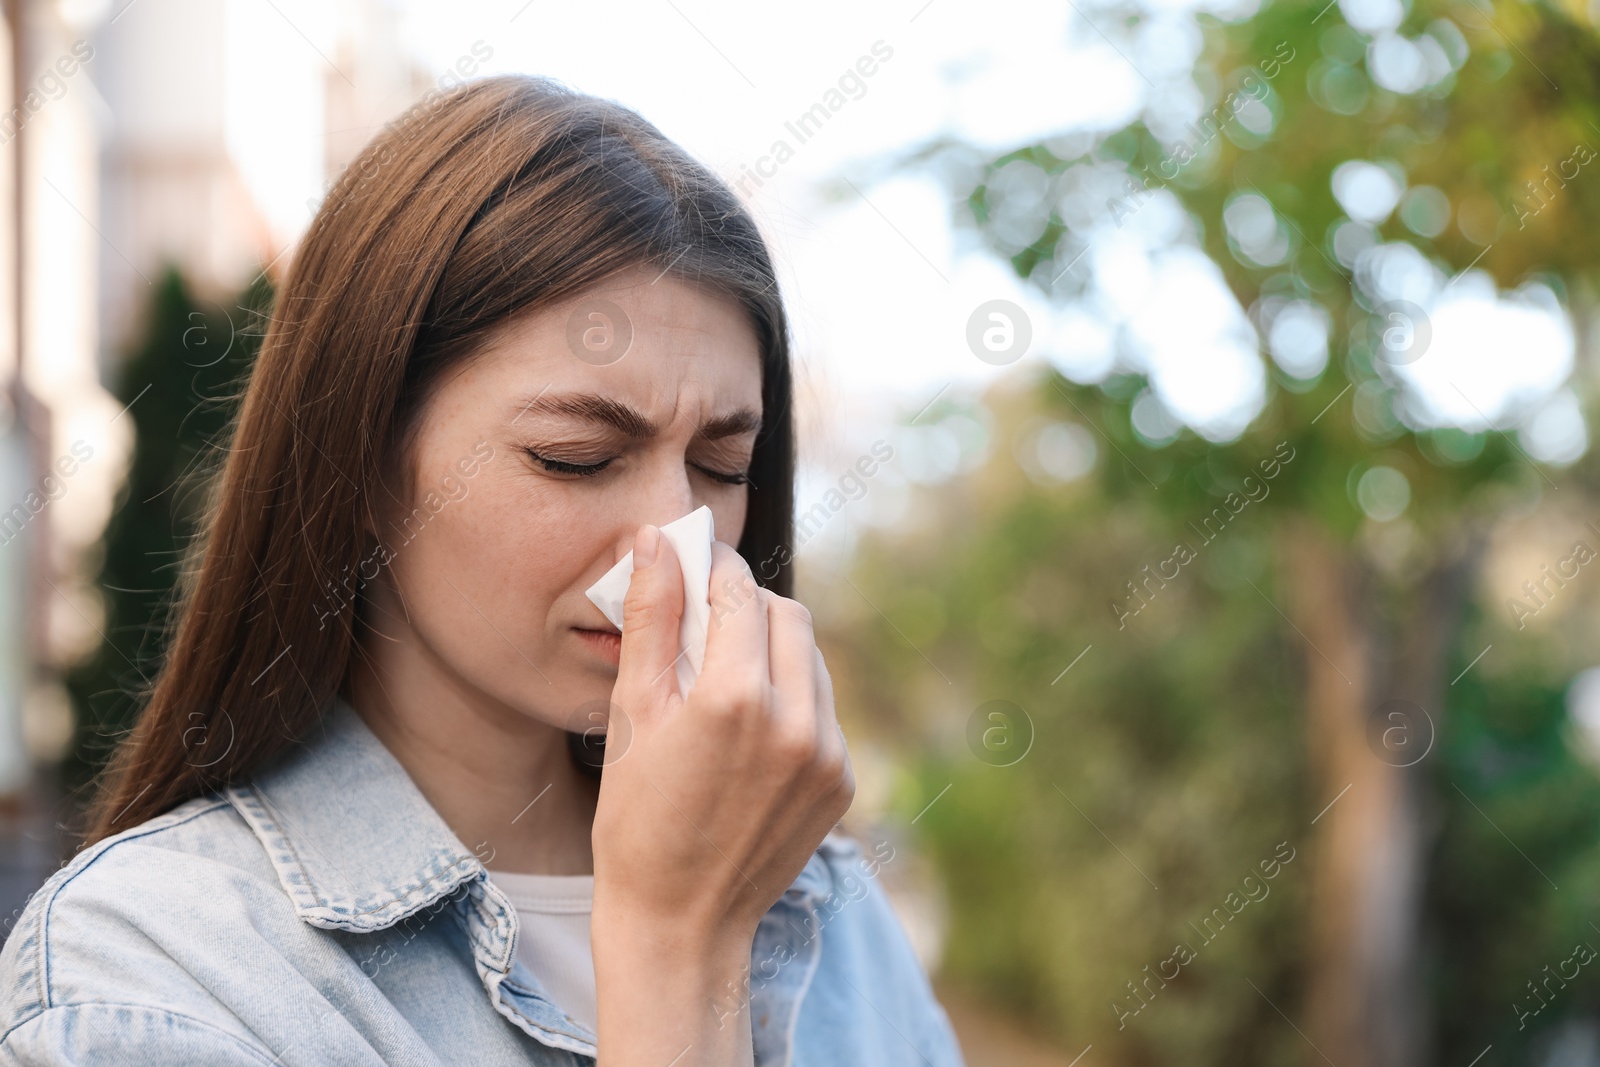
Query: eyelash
xmin=520 ymin=448 xmax=749 ymax=485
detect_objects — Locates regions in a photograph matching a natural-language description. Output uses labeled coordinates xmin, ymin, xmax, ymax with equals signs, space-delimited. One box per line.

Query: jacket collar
xmin=225 ymin=694 xmax=484 ymax=933
xmin=225 ymin=694 xmax=843 ymax=936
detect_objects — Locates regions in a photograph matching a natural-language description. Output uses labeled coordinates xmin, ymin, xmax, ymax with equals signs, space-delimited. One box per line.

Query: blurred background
xmin=1 ymin=0 xmax=1598 ymax=1062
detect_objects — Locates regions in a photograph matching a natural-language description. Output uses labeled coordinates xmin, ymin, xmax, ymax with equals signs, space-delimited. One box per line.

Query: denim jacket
xmin=0 ymin=696 xmax=966 ymax=1066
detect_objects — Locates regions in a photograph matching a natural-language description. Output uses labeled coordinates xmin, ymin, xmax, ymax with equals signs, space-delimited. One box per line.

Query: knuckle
xmin=815 ymin=740 xmax=848 ymax=781
xmin=709 ymin=575 xmax=761 ymax=626
xmin=710 ymin=544 xmax=757 ymax=586
xmin=774 ymin=725 xmax=818 ymax=766
xmin=621 ymin=595 xmax=664 ymax=633
xmin=769 ymin=595 xmax=814 ymax=631
xmin=705 ymin=675 xmax=767 ymax=720
xmin=735 ymin=677 xmax=770 ymax=715
xmin=835 ymin=769 xmax=857 ymax=809
xmin=833 ymin=758 xmax=857 ymax=804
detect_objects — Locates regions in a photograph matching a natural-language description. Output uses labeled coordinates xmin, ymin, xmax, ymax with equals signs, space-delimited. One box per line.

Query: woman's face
xmin=361 ymin=265 xmax=763 ymax=732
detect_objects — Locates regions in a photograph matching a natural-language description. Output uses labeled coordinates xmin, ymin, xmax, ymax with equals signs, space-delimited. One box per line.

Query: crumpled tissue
xmin=584 ymin=506 xmax=714 ymax=699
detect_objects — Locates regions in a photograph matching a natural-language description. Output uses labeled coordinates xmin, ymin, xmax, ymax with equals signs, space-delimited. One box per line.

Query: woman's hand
xmin=590 ymin=524 xmax=854 ymax=1066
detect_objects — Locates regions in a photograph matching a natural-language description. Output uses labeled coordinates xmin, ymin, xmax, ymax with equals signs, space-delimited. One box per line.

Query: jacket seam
xmin=236 ymin=785 xmax=321 ymax=916
xmin=0 ymin=1000 xmax=281 ymax=1063
xmin=497 ymin=972 xmax=596 ymax=1048
xmin=229 ymin=785 xmax=480 ymax=925
xmin=314 ymin=854 xmax=480 ymax=924
xmin=466 ymin=878 xmax=512 ymax=968
xmin=36 ymin=797 xmax=231 ymax=1014
xmin=479 ymin=963 xmax=596 ymax=1059
xmin=782 ymin=900 xmax=826 ymax=1067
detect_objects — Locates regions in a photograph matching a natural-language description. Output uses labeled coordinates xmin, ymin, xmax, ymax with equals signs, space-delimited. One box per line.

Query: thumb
xmin=615 ymin=524 xmax=685 ymax=712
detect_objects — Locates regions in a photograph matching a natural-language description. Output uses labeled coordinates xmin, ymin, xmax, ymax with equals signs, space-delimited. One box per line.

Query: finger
xmin=766 ymin=595 xmax=819 ymax=717
xmin=810 ymin=644 xmax=846 ymax=768
xmin=700 ymin=542 xmax=769 ymax=693
xmin=816 ymin=646 xmax=854 ymax=815
xmin=764 ymin=596 xmax=824 ymax=771
xmin=616 ymin=525 xmax=685 ymax=710
xmin=814 ymin=645 xmax=833 ymax=712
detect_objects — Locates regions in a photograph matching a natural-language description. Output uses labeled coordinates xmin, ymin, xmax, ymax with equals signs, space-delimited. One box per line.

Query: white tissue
xmin=584 ymin=506 xmax=714 ymax=698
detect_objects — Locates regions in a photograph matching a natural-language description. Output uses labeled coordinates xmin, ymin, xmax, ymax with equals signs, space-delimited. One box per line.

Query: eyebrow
xmin=509 ymin=392 xmax=762 ymax=440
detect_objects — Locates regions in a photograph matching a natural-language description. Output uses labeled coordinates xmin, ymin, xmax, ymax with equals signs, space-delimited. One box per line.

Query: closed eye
xmin=520 ymin=448 xmax=745 ymax=484
xmin=693 ymin=463 xmax=749 ymax=486
xmin=520 ymin=447 xmax=614 ymax=477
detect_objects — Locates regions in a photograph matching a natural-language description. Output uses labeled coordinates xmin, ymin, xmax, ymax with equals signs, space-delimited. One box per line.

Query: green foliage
xmin=63 ymin=268 xmax=266 ymax=794
xmin=829 ymin=386 xmax=1308 ymax=1063
xmin=930 ymin=0 xmax=1600 ymax=539
xmin=1429 ymin=615 xmax=1600 ymax=1061
xmin=834 ymin=0 xmax=1600 ymax=1060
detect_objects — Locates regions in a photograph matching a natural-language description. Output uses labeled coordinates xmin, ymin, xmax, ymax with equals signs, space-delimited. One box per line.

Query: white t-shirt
xmin=487 ymin=870 xmax=597 ymax=1034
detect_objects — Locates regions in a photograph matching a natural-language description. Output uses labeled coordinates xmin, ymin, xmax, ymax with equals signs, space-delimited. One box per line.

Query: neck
xmin=345 ymin=627 xmax=599 ymax=876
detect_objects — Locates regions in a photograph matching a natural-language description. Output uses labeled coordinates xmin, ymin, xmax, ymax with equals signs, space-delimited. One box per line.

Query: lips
xmin=574 ymin=626 xmax=621 ymax=664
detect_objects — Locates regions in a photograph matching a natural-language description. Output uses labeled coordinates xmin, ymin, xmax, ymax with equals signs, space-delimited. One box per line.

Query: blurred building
xmin=0 ymin=0 xmax=119 ymax=783
xmin=0 ymin=0 xmax=430 ymax=916
xmin=94 ymin=0 xmax=432 ymax=350
xmin=0 ymin=0 xmax=119 ymax=928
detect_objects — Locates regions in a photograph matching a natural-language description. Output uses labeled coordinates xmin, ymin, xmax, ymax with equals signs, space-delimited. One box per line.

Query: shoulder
xmin=0 ymin=795 xmax=292 ymax=1058
xmin=802 ymin=831 xmax=966 ymax=1066
xmin=808 ymin=831 xmax=916 ymax=959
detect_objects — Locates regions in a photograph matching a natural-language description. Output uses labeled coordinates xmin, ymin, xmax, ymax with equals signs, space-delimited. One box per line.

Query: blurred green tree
xmin=1426 ymin=617 xmax=1600 ymax=1064
xmin=843 ymin=0 xmax=1600 ymax=1062
xmin=63 ymin=268 xmax=266 ymax=810
xmin=825 ymin=384 xmax=1310 ymax=1065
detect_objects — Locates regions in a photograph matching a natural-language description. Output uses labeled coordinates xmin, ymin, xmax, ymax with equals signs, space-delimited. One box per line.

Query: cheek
xmin=709 ymin=492 xmax=750 ymax=549
xmin=384 ymin=477 xmax=592 ymax=717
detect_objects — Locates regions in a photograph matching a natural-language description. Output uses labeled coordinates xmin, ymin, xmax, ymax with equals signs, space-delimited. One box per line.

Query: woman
xmin=0 ymin=76 xmax=965 ymax=1066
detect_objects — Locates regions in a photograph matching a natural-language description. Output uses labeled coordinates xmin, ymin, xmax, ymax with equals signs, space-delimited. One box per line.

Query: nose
xmin=616 ymin=459 xmax=700 ymax=551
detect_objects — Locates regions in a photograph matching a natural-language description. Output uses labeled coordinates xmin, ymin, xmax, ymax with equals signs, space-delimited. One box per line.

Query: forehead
xmin=458 ymin=269 xmax=764 ymax=412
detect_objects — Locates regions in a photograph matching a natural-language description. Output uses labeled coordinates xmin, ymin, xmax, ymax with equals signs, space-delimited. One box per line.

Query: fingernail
xmin=636 ymin=525 xmax=660 ymax=567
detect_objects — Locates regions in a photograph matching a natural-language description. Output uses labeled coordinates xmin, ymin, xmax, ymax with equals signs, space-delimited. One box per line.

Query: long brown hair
xmin=84 ymin=75 xmax=795 ymax=845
